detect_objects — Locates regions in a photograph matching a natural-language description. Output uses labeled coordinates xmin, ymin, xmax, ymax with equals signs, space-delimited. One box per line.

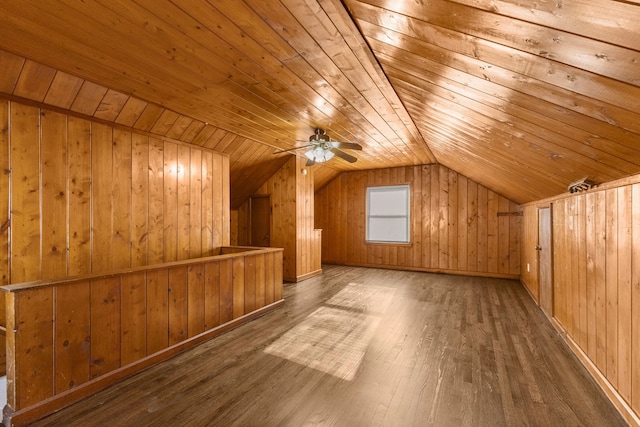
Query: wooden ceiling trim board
xmin=43 ymin=72 xmax=84 ymax=110
xmin=0 ymin=50 xmax=24 ymax=94
xmin=13 ymin=60 xmax=56 ymax=102
xmin=70 ymin=81 xmax=109 ymax=116
xmin=355 ymin=12 xmax=640 ymax=134
xmin=166 ymin=115 xmax=195 ymax=140
xmin=190 ymin=124 xmax=217 ymax=147
xmin=133 ymin=103 xmax=165 ymax=132
xmin=180 ymin=121 xmax=207 ymax=144
xmin=446 ymin=0 xmax=640 ymax=52
xmin=93 ymin=89 xmax=131 ymax=122
xmin=150 ymin=110 xmax=181 ymax=136
xmin=353 ymin=0 xmax=640 ymax=86
xmin=319 ymin=0 xmax=435 ymax=162
xmin=380 ymin=56 xmax=640 ymax=175
xmin=115 ymin=97 xmax=150 ymax=128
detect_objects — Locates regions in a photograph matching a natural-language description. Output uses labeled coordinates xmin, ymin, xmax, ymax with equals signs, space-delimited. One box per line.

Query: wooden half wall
xmin=521 ymin=174 xmax=640 ymax=426
xmin=315 ymin=164 xmax=521 ymax=277
xmin=0 ymin=100 xmax=230 ymax=285
xmin=1 ymin=247 xmax=284 ymax=427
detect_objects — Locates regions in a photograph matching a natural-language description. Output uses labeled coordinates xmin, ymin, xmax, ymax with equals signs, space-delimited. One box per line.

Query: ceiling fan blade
xmin=273 ymin=143 xmax=314 ymax=154
xmin=306 ymin=158 xmax=316 ymax=167
xmin=329 ymin=147 xmax=357 ymax=163
xmin=331 ymin=141 xmax=362 ymax=150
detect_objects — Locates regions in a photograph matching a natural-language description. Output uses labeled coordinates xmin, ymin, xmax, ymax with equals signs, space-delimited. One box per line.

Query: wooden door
xmin=250 ymin=196 xmax=271 ymax=247
xmin=538 ymin=206 xmax=553 ymax=316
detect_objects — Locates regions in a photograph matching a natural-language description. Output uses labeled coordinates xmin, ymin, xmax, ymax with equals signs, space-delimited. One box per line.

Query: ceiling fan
xmin=277 ymin=128 xmax=363 ymax=166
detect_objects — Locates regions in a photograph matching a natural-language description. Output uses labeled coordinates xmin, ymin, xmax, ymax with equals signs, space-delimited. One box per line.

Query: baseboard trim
xmin=322 ymin=262 xmax=519 ymax=280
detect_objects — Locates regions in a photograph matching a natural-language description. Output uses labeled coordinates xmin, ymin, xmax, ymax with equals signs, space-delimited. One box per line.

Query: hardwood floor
xmin=32 ymin=265 xmax=626 ymax=426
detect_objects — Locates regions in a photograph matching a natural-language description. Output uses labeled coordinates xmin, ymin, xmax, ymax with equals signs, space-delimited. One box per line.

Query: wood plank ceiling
xmin=0 ymin=0 xmax=639 ymax=205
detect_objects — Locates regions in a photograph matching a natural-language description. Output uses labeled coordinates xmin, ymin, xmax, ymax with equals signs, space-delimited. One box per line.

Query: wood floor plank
xmin=30 ymin=266 xmax=626 ymax=427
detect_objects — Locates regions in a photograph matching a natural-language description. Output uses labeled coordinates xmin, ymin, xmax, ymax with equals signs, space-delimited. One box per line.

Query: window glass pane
xmin=368 ymin=187 xmax=408 ymax=216
xmin=366 ymin=185 xmax=410 ymax=243
xmin=367 ymin=217 xmax=408 ymax=242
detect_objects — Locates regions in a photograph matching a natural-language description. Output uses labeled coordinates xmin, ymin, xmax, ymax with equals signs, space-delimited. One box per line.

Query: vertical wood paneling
xmin=605 ymin=189 xmax=618 ymax=387
xmin=14 ymin=288 xmax=54 ymax=408
xmin=632 ymin=183 xmax=640 ymax=413
xmin=219 ymin=258 xmax=233 ymax=323
xmin=10 ymin=103 xmax=41 ymax=283
xmin=595 ymin=191 xmax=607 ymax=372
xmin=190 ymin=149 xmax=202 ymax=258
xmin=520 ymin=205 xmax=539 ymax=301
xmin=527 ymin=177 xmax=640 ymax=420
xmin=265 ymin=252 xmax=275 ymax=305
xmin=4 ymin=248 xmax=284 ymax=416
xmin=0 ymin=102 xmax=9 ymax=286
xmin=148 ymin=138 xmax=165 ymax=265
xmin=222 ymin=156 xmax=230 ymax=246
xmin=177 ymin=145 xmax=191 ymax=261
xmin=187 ymin=263 xmax=205 ymax=337
xmin=211 ymin=153 xmax=223 ymax=250
xmin=168 ymin=266 xmax=188 ymax=345
xmin=121 ymin=272 xmax=147 ymax=366
xmin=240 ymin=156 xmax=319 ymax=281
xmin=204 ymin=261 xmax=220 ymax=329
xmin=4 ymin=101 xmax=230 ymax=284
xmin=315 ymin=165 xmax=520 ymax=277
xmin=131 ymin=134 xmax=149 ymax=267
xmin=40 ymin=110 xmax=68 ymax=279
xmin=232 ymin=258 xmax=245 ymax=319
xmin=90 ymin=277 xmax=121 ymax=378
xmin=146 ymin=269 xmax=169 ymax=355
xmin=91 ymin=123 xmax=113 ymax=274
xmin=255 ymin=253 xmax=266 ymax=309
xmin=67 ymin=117 xmax=92 ymax=276
xmin=55 ymin=281 xmax=91 ymax=393
xmin=585 ymin=193 xmax=597 ymax=360
xmin=163 ymin=142 xmax=179 ymax=262
xmin=244 ymin=255 xmax=256 ymax=313
xmin=617 ymin=186 xmax=632 ymax=401
xmin=112 ymin=129 xmax=132 ymax=270
xmin=274 ymin=250 xmax=283 ymax=301
xmin=202 ymin=152 xmax=214 ymax=253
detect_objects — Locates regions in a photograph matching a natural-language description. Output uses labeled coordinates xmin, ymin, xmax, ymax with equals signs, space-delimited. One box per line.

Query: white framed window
xmin=366 ymin=185 xmax=410 ymax=243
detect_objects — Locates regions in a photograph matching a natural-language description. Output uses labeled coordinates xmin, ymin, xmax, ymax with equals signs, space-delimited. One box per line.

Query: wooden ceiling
xmin=0 ymin=0 xmax=639 ymax=205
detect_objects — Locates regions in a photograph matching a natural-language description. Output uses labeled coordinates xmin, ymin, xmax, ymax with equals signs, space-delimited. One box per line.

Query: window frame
xmin=365 ymin=184 xmax=411 ymax=244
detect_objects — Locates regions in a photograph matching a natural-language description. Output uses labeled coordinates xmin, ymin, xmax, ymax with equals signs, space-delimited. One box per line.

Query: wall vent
xmin=568 ymin=177 xmax=596 ymax=193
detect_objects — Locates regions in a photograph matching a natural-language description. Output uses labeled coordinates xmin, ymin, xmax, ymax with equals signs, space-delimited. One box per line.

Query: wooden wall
xmin=1 ymin=100 xmax=230 ymax=285
xmin=521 ymin=176 xmax=640 ymax=425
xmin=520 ymin=204 xmax=540 ymax=301
xmin=237 ymin=156 xmax=321 ymax=282
xmin=2 ymin=247 xmax=283 ymax=426
xmin=315 ymin=164 xmax=521 ymax=277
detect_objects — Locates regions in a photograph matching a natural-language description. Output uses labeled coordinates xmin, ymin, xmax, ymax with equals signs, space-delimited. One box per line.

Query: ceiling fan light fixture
xmin=305 ymin=146 xmax=334 ymax=163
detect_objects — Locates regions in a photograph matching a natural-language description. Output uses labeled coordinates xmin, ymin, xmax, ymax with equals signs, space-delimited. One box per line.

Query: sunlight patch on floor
xmin=264 ymin=283 xmax=395 ymax=381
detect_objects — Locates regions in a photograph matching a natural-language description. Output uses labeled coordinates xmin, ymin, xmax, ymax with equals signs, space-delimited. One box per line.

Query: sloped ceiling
xmin=0 ymin=0 xmax=638 ymax=205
